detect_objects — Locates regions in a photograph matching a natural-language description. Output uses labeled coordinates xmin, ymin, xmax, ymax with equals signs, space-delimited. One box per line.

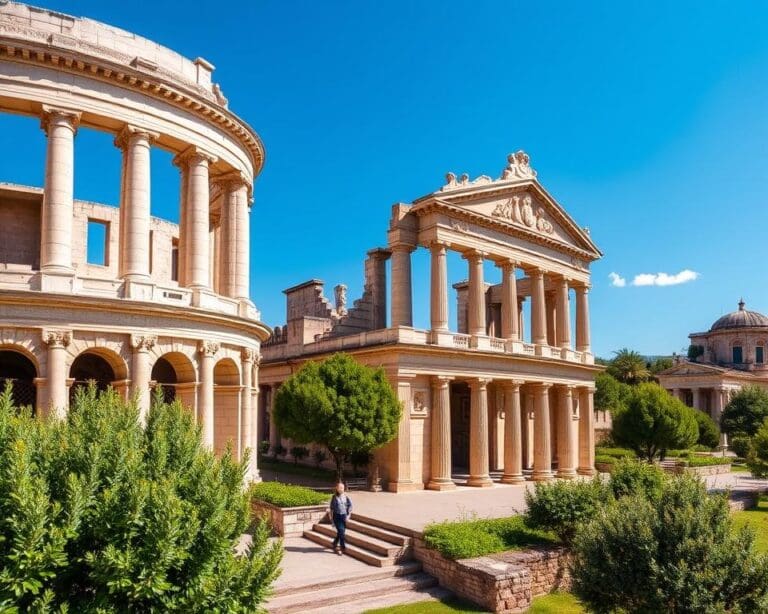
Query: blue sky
xmin=2 ymin=1 xmax=768 ymax=358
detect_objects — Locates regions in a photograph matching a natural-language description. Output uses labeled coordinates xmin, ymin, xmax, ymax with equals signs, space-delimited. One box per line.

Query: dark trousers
xmin=332 ymin=514 xmax=347 ymax=551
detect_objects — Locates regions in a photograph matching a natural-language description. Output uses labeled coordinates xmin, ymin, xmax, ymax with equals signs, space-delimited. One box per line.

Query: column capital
xmin=496 ymin=257 xmax=520 ymax=271
xmin=114 ymin=124 xmax=159 ymax=150
xmin=429 ymin=240 xmax=449 ymax=253
xmin=532 ymin=382 xmax=553 ymax=391
xmin=40 ymin=105 xmax=81 ymax=135
xmin=574 ymin=281 xmax=591 ymax=292
xmin=172 ymin=145 xmax=218 ymax=168
xmin=462 ymin=249 xmax=487 ymax=263
xmin=241 ymin=347 xmax=258 ymax=364
xmin=390 ymin=241 xmax=416 ymax=254
xmin=212 ymin=169 xmax=250 ymax=191
xmin=431 ymin=375 xmax=454 ymax=388
xmin=501 ymin=379 xmax=524 ymax=391
xmin=525 ymin=266 xmax=546 ymax=278
xmin=42 ymin=328 xmax=72 ymax=348
xmin=130 ymin=334 xmax=157 ymax=352
xmin=468 ymin=377 xmax=492 ymax=390
xmin=198 ymin=340 xmax=220 ymax=357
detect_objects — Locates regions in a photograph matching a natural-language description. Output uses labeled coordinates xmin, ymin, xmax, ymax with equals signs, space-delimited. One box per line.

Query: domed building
xmin=658 ymin=300 xmax=768 ymax=426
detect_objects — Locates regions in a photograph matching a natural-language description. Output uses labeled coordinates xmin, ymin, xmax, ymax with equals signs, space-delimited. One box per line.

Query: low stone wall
xmin=667 ymin=463 xmax=731 ymax=476
xmin=251 ymin=500 xmax=328 ymax=537
xmin=413 ymin=538 xmax=570 ymax=613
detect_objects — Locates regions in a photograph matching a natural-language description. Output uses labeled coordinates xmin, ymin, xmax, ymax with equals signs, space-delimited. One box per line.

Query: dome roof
xmin=710 ymin=300 xmax=768 ymax=331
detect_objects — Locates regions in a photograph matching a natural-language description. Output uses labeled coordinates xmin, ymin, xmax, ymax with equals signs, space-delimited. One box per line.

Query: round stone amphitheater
xmin=0 ymin=2 xmax=266 ymax=479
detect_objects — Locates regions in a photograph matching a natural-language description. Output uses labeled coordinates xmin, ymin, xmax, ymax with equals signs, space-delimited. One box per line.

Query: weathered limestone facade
xmin=0 ymin=3 xmax=268 ymax=480
xmin=261 ymin=153 xmax=603 ymax=491
xmin=659 ymin=300 xmax=768 ymax=442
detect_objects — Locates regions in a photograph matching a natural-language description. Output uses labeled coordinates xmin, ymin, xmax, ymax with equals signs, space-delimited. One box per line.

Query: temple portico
xmin=261 ymin=152 xmax=602 ymax=491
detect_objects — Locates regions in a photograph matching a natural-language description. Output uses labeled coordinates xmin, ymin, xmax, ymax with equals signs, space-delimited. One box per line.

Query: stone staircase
xmin=303 ymin=513 xmax=418 ymax=567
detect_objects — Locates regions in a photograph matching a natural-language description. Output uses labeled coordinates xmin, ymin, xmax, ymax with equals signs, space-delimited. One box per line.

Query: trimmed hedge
xmin=595 ymin=454 xmax=618 ymax=466
xmin=423 ymin=516 xmax=557 ymax=560
xmin=251 ymin=482 xmax=329 ymax=507
xmin=678 ymin=456 xmax=731 ymax=467
xmin=595 ymin=447 xmax=636 ymax=459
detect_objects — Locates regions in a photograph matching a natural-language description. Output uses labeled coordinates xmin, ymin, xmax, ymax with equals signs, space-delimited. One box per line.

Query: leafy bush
xmin=594 ymin=454 xmax=617 ymax=466
xmin=730 ymin=434 xmax=753 ymax=459
xmin=682 ymin=455 xmax=732 ymax=467
xmin=423 ymin=516 xmax=556 ymax=560
xmin=250 ymin=482 xmax=329 ymax=508
xmin=571 ymin=475 xmax=768 ymax=613
xmin=722 ymin=386 xmax=768 ymax=437
xmin=313 ymin=448 xmax=328 ymax=467
xmin=594 ymin=447 xmax=635 ymax=459
xmin=290 ymin=446 xmax=309 ymax=465
xmin=692 ymin=409 xmax=720 ymax=449
xmin=595 ymin=372 xmax=631 ymax=414
xmin=525 ymin=478 xmax=609 ymax=543
xmin=608 ymin=458 xmax=665 ymax=501
xmin=0 ymin=384 xmax=282 ymax=612
xmin=747 ymin=419 xmax=768 ymax=478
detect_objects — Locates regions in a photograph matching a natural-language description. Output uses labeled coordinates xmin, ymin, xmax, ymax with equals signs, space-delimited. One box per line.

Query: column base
xmin=428 ymin=329 xmax=452 ymax=346
xmin=500 ymin=474 xmax=526 ymax=484
xmin=466 ymin=475 xmax=493 ymax=487
xmin=39 ymin=269 xmax=75 ymax=293
xmin=556 ymin=469 xmax=578 ymax=479
xmin=426 ymin=478 xmax=457 ymax=491
xmin=123 ymin=278 xmax=155 ymax=301
xmin=387 ymin=480 xmax=423 ymax=493
xmin=470 ymin=334 xmax=492 ymax=350
xmin=191 ymin=287 xmax=219 ymax=310
xmin=577 ymin=467 xmax=597 ymax=476
xmin=532 ymin=470 xmax=554 ymax=481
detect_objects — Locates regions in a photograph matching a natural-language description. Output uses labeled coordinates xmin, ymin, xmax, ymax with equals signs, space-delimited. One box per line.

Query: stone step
xmin=303 ymin=585 xmax=453 ymax=614
xmin=272 ymin=560 xmax=423 ymax=598
xmin=312 ymin=523 xmax=410 ymax=558
xmin=302 ymin=529 xmax=392 ymax=567
xmin=267 ymin=572 xmax=438 ymax=614
xmin=346 ymin=518 xmax=410 ymax=546
xmin=351 ymin=513 xmax=420 ymax=539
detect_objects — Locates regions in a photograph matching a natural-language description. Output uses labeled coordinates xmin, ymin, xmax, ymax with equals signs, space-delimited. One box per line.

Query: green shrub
xmin=608 ymin=458 xmax=665 ymax=501
xmin=251 ymin=482 xmax=329 ymax=508
xmin=691 ymin=443 xmax=713 ymax=452
xmin=747 ymin=419 xmax=768 ymax=478
xmin=730 ymin=434 xmax=753 ymax=459
xmin=683 ymin=455 xmax=731 ymax=467
xmin=423 ymin=516 xmax=556 ymax=560
xmin=572 ymin=474 xmax=768 ymax=613
xmin=594 ymin=454 xmax=617 ymax=466
xmin=594 ymin=447 xmax=635 ymax=459
xmin=525 ymin=477 xmax=609 ymax=543
xmin=258 ymin=439 xmax=271 ymax=456
xmin=692 ymin=409 xmax=721 ymax=449
xmin=0 ymin=384 xmax=281 ymax=612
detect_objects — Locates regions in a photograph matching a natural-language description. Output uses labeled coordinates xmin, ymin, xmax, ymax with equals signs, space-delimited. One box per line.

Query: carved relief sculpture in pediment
xmin=490 ymin=194 xmax=554 ymax=236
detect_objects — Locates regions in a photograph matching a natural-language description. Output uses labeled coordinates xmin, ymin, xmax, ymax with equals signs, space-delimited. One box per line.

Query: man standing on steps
xmin=329 ymin=481 xmax=353 ymax=555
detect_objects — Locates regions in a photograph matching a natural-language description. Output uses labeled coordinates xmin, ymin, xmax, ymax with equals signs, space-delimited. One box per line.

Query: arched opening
xmin=151 ymin=352 xmax=196 ymax=409
xmin=69 ymin=350 xmax=120 ymax=402
xmin=0 ymin=349 xmax=37 ymax=410
xmin=214 ymin=358 xmax=241 ymax=457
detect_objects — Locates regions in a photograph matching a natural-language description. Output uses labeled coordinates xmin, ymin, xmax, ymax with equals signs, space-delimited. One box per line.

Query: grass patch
xmin=526 ymin=592 xmax=585 ymax=613
xmin=732 ymin=495 xmax=768 ymax=554
xmin=594 ymin=447 xmax=635 ymax=459
xmin=250 ymin=481 xmax=329 ymax=507
xmin=424 ymin=516 xmax=557 ymax=560
xmin=731 ymin=464 xmax=751 ymax=473
xmin=364 ymin=596 xmax=486 ymax=613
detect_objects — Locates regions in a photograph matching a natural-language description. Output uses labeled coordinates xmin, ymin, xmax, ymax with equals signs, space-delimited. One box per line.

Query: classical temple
xmin=659 ymin=299 xmax=768 ymax=427
xmin=0 ymin=3 xmax=267 ymax=480
xmin=260 ymin=152 xmax=603 ymax=491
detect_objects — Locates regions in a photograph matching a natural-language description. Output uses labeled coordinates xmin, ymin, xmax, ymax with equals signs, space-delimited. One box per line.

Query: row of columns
xmin=39 ymin=327 xmax=260 ymax=478
xmin=408 ymin=242 xmax=592 ymax=351
xmin=427 ymin=378 xmax=595 ymax=490
xmin=38 ymin=106 xmax=251 ymax=302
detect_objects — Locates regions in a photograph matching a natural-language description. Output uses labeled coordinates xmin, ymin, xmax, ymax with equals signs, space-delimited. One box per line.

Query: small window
xmin=171 ymin=239 xmax=179 ymax=282
xmin=733 ymin=346 xmax=743 ymax=364
xmin=86 ymin=220 xmax=108 ymax=266
xmin=757 ymin=346 xmax=764 ymax=364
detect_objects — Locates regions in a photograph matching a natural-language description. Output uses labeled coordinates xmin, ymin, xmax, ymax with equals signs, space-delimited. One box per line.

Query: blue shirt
xmin=330 ymin=493 xmax=352 ymax=517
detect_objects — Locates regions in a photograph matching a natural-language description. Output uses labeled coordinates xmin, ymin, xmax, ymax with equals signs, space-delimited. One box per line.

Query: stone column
xmin=116 ymin=126 xmax=157 ymax=282
xmin=269 ymin=384 xmax=280 ymax=450
xmin=430 ymin=242 xmax=449 ymax=333
xmin=575 ymin=284 xmax=591 ymax=352
xmin=390 ymin=244 xmax=414 ymax=327
xmin=518 ymin=298 xmax=525 ymax=342
xmin=175 ymin=149 xmax=217 ymax=292
xmin=40 ymin=106 xmax=80 ymax=277
xmin=197 ymin=341 xmax=218 ymax=449
xmin=176 ymin=163 xmax=189 ymax=285
xmin=500 ymin=260 xmax=519 ymax=340
xmin=578 ymin=387 xmax=596 ymax=475
xmin=216 ymin=173 xmax=250 ymax=301
xmin=468 ymin=378 xmax=493 ymax=487
xmin=556 ymin=277 xmax=572 ymax=349
xmin=130 ymin=334 xmax=156 ymax=424
xmin=42 ymin=329 xmax=71 ymax=419
xmin=466 ymin=251 xmax=486 ymax=336
xmin=545 ymin=292 xmax=557 ymax=347
xmin=390 ymin=378 xmax=414 ymax=491
xmin=556 ymin=386 xmax=577 ymax=478
xmin=530 ymin=269 xmax=548 ymax=346
xmin=501 ymin=381 xmax=525 ymax=483
xmin=241 ymin=348 xmax=260 ymax=481
xmin=427 ymin=375 xmax=455 ymax=490
xmin=532 ymin=383 xmax=553 ymax=480
xmin=692 ymin=387 xmax=701 ymax=411
xmin=233 ymin=181 xmax=251 ymax=302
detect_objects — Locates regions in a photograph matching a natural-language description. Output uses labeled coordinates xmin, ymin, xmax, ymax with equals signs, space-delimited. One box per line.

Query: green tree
xmin=572 ymin=475 xmax=768 ymax=614
xmin=746 ymin=418 xmax=768 ymax=478
xmin=721 ymin=386 xmax=768 ymax=438
xmin=612 ymin=383 xmax=698 ymax=461
xmin=594 ymin=372 xmax=631 ymax=414
xmin=687 ymin=344 xmax=705 ymax=362
xmin=649 ymin=356 xmax=674 ymax=374
xmin=273 ymin=353 xmax=401 ymax=480
xmin=691 ymin=409 xmax=720 ymax=449
xmin=0 ymin=383 xmax=281 ymax=612
xmin=607 ymin=348 xmax=651 ymax=384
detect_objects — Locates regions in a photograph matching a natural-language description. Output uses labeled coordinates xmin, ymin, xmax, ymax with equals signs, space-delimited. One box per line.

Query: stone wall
xmin=413 ymin=538 xmax=571 ymax=614
xmin=251 ymin=500 xmax=328 ymax=537
xmin=0 ymin=191 xmax=40 ymax=270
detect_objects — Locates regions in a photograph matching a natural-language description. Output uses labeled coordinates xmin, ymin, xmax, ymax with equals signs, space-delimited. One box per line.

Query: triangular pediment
xmin=658 ymin=362 xmax=729 ymax=377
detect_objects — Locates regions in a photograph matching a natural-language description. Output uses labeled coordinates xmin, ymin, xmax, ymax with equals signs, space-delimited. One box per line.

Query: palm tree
xmin=607 ymin=348 xmax=650 ymax=384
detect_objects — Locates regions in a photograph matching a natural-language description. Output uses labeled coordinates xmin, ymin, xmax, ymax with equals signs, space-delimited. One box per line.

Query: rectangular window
xmin=733 ymin=346 xmax=743 ymax=364
xmin=171 ymin=238 xmax=179 ymax=282
xmin=86 ymin=219 xmax=108 ymax=266
xmin=757 ymin=347 xmax=764 ymax=364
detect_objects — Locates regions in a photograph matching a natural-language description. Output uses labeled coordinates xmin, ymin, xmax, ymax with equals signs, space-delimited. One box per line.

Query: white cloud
xmin=631 ymin=269 xmax=699 ymax=287
xmin=608 ymin=272 xmax=626 ymax=287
